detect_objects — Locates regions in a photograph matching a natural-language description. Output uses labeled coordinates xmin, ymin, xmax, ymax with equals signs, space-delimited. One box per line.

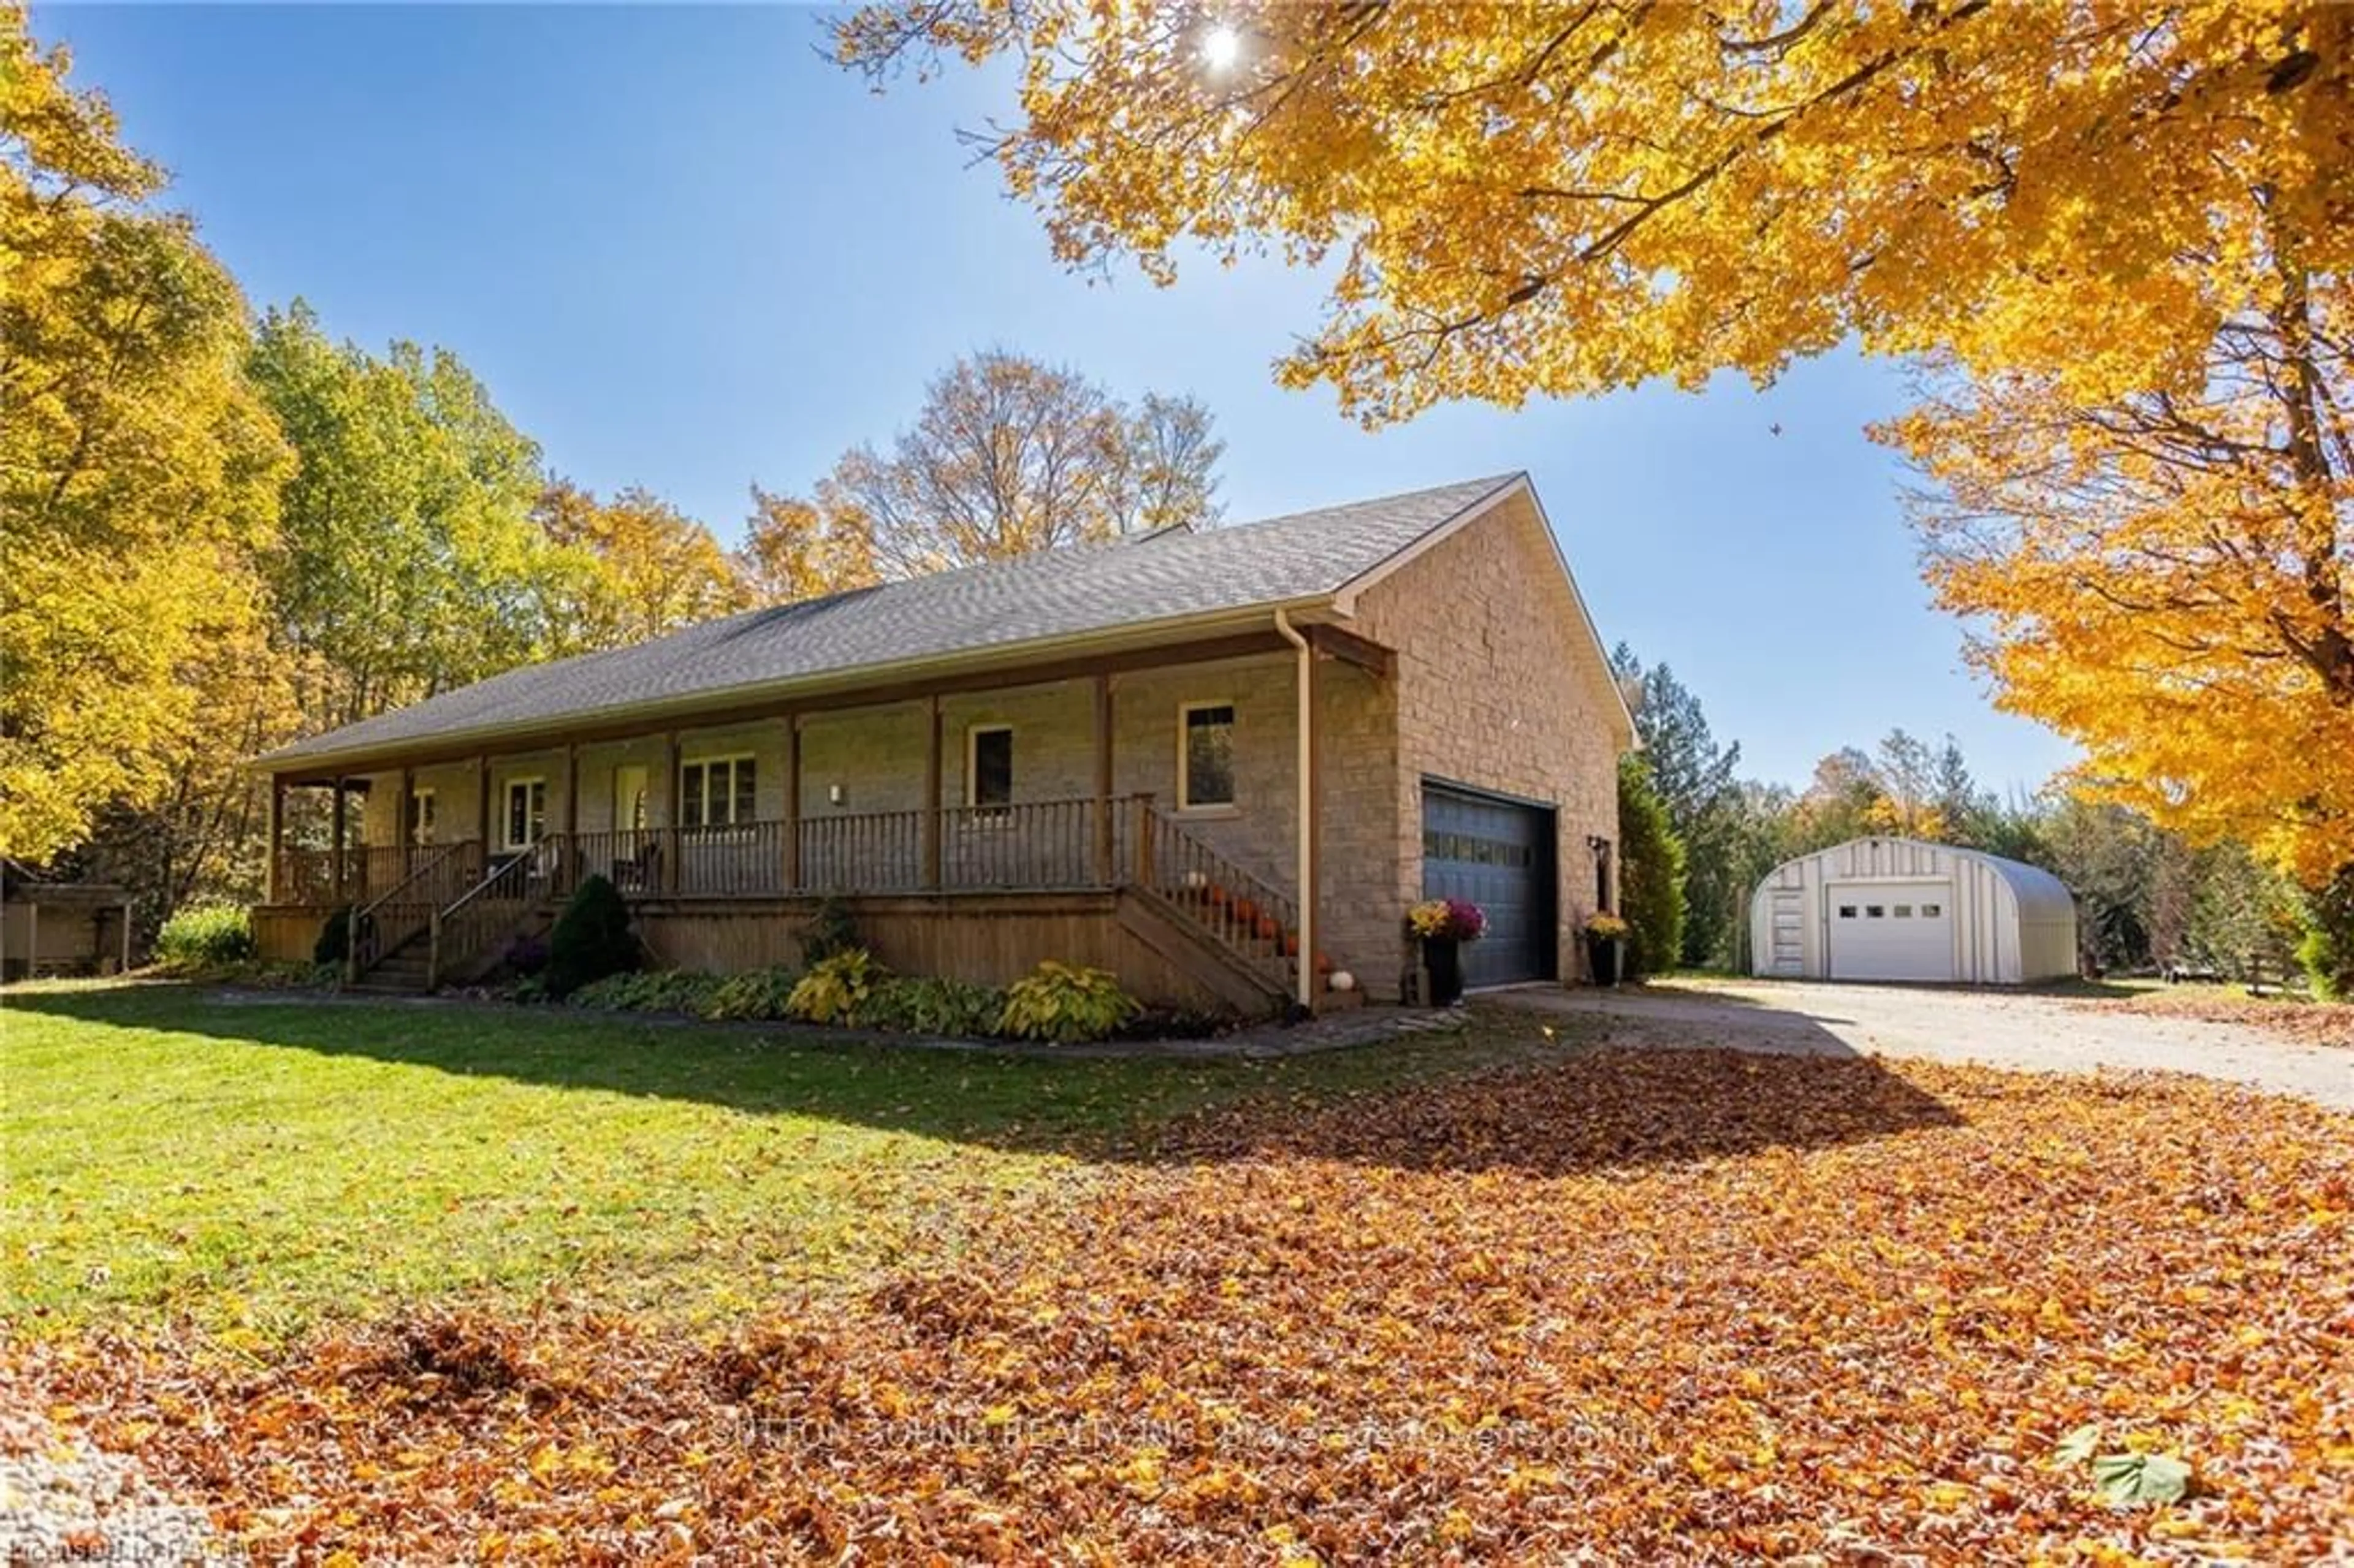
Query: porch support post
xmin=562 ymin=745 xmax=579 ymax=897
xmin=330 ymin=778 xmax=349 ymax=902
xmin=1274 ymin=611 xmax=1315 ymax=1011
xmin=663 ymin=731 xmax=681 ymax=894
xmin=1092 ymin=672 xmax=1114 ymax=885
xmin=921 ymin=696 xmax=943 ymax=890
xmin=396 ymin=766 xmax=413 ymax=872
xmin=266 ymin=776 xmax=286 ymax=903
xmin=782 ymin=715 xmax=802 ymax=892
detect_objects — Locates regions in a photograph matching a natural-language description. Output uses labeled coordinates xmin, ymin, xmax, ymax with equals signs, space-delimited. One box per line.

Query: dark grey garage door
xmin=1420 ymin=782 xmax=1556 ymax=988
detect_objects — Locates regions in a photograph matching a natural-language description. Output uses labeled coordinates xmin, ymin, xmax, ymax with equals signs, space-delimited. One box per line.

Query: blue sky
xmin=36 ymin=4 xmax=2076 ymax=795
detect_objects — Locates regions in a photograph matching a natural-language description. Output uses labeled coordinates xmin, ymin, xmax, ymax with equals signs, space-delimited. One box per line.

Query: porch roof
xmin=259 ymin=473 xmax=1523 ymax=774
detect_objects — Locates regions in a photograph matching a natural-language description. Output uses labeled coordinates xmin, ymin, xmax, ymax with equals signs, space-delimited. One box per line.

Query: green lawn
xmin=1 ymin=981 xmax=1542 ymax=1341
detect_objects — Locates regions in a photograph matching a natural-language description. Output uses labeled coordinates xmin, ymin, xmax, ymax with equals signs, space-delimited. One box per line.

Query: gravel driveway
xmin=1501 ymin=977 xmax=2354 ymax=1110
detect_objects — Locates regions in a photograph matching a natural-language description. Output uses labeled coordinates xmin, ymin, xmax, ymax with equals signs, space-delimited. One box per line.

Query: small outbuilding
xmin=1 ymin=859 xmax=135 ymax=981
xmin=1749 ymin=836 xmax=2078 ymax=985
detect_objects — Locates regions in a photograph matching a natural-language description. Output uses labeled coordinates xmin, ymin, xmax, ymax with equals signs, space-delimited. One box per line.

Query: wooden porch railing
xmin=272 ymin=844 xmax=438 ymax=906
xmin=799 ymin=810 xmax=926 ymax=894
xmin=1133 ymin=800 xmax=1299 ymax=990
xmin=428 ymin=853 xmax=543 ymax=990
xmin=338 ymin=791 xmax=1316 ymax=1005
xmin=346 ymin=839 xmax=482 ymax=981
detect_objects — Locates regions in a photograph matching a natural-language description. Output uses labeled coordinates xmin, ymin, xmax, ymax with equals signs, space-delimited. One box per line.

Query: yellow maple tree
xmin=2 ymin=9 xmax=289 ymax=861
xmin=839 ymin=0 xmax=2353 ymax=880
xmin=734 ymin=484 xmax=881 ymax=607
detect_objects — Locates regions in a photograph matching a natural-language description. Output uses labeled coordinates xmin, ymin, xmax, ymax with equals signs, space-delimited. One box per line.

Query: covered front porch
xmin=256 ymin=629 xmax=1399 ymax=1009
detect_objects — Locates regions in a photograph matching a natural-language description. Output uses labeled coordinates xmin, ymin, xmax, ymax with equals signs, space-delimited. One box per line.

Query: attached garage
xmin=1421 ymin=780 xmax=1557 ymax=989
xmin=1748 ymin=836 xmax=2077 ymax=985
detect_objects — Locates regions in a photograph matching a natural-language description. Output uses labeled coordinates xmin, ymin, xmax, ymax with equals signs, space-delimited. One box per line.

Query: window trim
xmin=964 ymin=724 xmax=1015 ymax=812
xmin=502 ymin=776 xmax=547 ymax=851
xmin=680 ymin=752 xmax=756 ymax=831
xmin=406 ymin=786 xmax=438 ymax=847
xmin=1176 ymin=700 xmax=1238 ymax=814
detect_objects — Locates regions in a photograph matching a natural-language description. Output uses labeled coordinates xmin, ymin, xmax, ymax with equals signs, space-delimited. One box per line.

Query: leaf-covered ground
xmin=22 ymin=1037 xmax=2352 ymax=1564
xmin=2074 ymin=986 xmax=2354 ymax=1050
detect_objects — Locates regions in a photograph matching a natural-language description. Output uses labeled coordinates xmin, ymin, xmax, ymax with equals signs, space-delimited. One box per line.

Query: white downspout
xmin=1273 ymin=609 xmax=1314 ymax=1011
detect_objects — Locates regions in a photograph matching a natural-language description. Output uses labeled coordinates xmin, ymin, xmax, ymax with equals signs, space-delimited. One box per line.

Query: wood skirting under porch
xmin=254 ymin=889 xmax=1282 ymax=1014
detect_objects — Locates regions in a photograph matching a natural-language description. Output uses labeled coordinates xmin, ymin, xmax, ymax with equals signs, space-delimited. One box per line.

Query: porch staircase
xmin=1124 ymin=805 xmax=1354 ymax=1015
xmin=345 ymin=935 xmax=433 ymax=996
xmin=344 ymin=848 xmax=552 ymax=994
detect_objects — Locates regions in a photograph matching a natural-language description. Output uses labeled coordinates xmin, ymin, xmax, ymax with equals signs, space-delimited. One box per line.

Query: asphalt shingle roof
xmin=263 ymin=474 xmax=1521 ymax=766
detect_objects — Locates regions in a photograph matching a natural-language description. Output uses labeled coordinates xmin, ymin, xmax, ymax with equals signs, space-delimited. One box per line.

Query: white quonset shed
xmin=1749 ymin=837 xmax=2078 ymax=984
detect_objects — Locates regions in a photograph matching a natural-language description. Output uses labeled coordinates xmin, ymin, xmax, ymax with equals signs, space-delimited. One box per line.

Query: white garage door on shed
xmin=1826 ymin=881 xmax=1953 ymax=981
xmin=1750 ymin=837 xmax=2078 ymax=985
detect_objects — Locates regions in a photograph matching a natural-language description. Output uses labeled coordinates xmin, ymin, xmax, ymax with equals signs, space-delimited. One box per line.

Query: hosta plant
xmin=787 ymin=948 xmax=886 ymax=1027
xmin=997 ymin=961 xmax=1141 ymax=1045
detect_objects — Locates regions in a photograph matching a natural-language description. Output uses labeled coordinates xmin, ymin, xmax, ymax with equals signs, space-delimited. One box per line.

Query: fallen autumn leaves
xmin=27 ymin=1047 xmax=2354 ymax=1563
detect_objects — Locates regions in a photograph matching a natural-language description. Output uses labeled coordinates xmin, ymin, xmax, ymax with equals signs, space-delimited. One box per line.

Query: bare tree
xmin=815 ymin=349 xmax=1224 ymax=579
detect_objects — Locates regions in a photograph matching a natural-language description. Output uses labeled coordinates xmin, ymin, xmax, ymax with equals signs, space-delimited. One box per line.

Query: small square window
xmin=1894 ymin=905 xmax=1913 ymax=918
xmin=1865 ymin=905 xmax=1886 ymax=918
xmin=1838 ymin=905 xmax=1857 ymax=919
xmin=1181 ymin=704 xmax=1235 ymax=809
xmin=1921 ymin=903 xmax=1943 ymax=918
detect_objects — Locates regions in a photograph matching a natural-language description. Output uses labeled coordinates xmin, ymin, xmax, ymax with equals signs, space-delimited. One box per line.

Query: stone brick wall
xmin=1350 ymin=488 xmax=1628 ymax=986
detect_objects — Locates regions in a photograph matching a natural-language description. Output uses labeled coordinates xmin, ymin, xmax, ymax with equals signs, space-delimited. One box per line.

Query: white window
xmin=966 ymin=726 xmax=1014 ymax=810
xmin=503 ymin=777 xmax=547 ymax=850
xmin=406 ymin=787 xmax=437 ymax=846
xmin=1178 ymin=702 xmax=1236 ymax=810
xmin=681 ymin=755 xmax=756 ymax=829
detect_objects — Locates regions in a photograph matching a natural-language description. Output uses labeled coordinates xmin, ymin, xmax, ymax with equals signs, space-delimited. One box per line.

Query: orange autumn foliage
xmin=837 ymin=1 xmax=2354 ymax=881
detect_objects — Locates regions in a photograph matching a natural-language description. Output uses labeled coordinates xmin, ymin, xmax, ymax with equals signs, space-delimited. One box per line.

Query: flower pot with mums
xmin=1407 ymin=897 xmax=1487 ymax=1006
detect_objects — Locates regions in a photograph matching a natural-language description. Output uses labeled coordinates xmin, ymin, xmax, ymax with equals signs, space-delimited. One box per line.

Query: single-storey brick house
xmin=253 ymin=473 xmax=1631 ymax=1012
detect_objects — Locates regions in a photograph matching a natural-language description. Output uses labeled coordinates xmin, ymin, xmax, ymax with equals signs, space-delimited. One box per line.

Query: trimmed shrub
xmin=699 ymin=966 xmax=802 ymax=1021
xmin=787 ymin=948 xmax=886 ymax=1026
xmin=312 ymin=905 xmax=354 ymax=967
xmin=544 ymin=874 xmax=639 ymax=999
xmin=863 ymin=976 xmax=1005 ymax=1037
xmin=153 ymin=902 xmax=256 ymax=970
xmin=997 ymin=961 xmax=1140 ymax=1044
xmin=801 ymin=897 xmax=860 ymax=965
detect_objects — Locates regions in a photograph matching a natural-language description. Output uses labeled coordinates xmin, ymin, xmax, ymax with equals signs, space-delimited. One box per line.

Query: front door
xmin=503 ymin=777 xmax=547 ymax=851
xmin=612 ymin=765 xmax=649 ymax=832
